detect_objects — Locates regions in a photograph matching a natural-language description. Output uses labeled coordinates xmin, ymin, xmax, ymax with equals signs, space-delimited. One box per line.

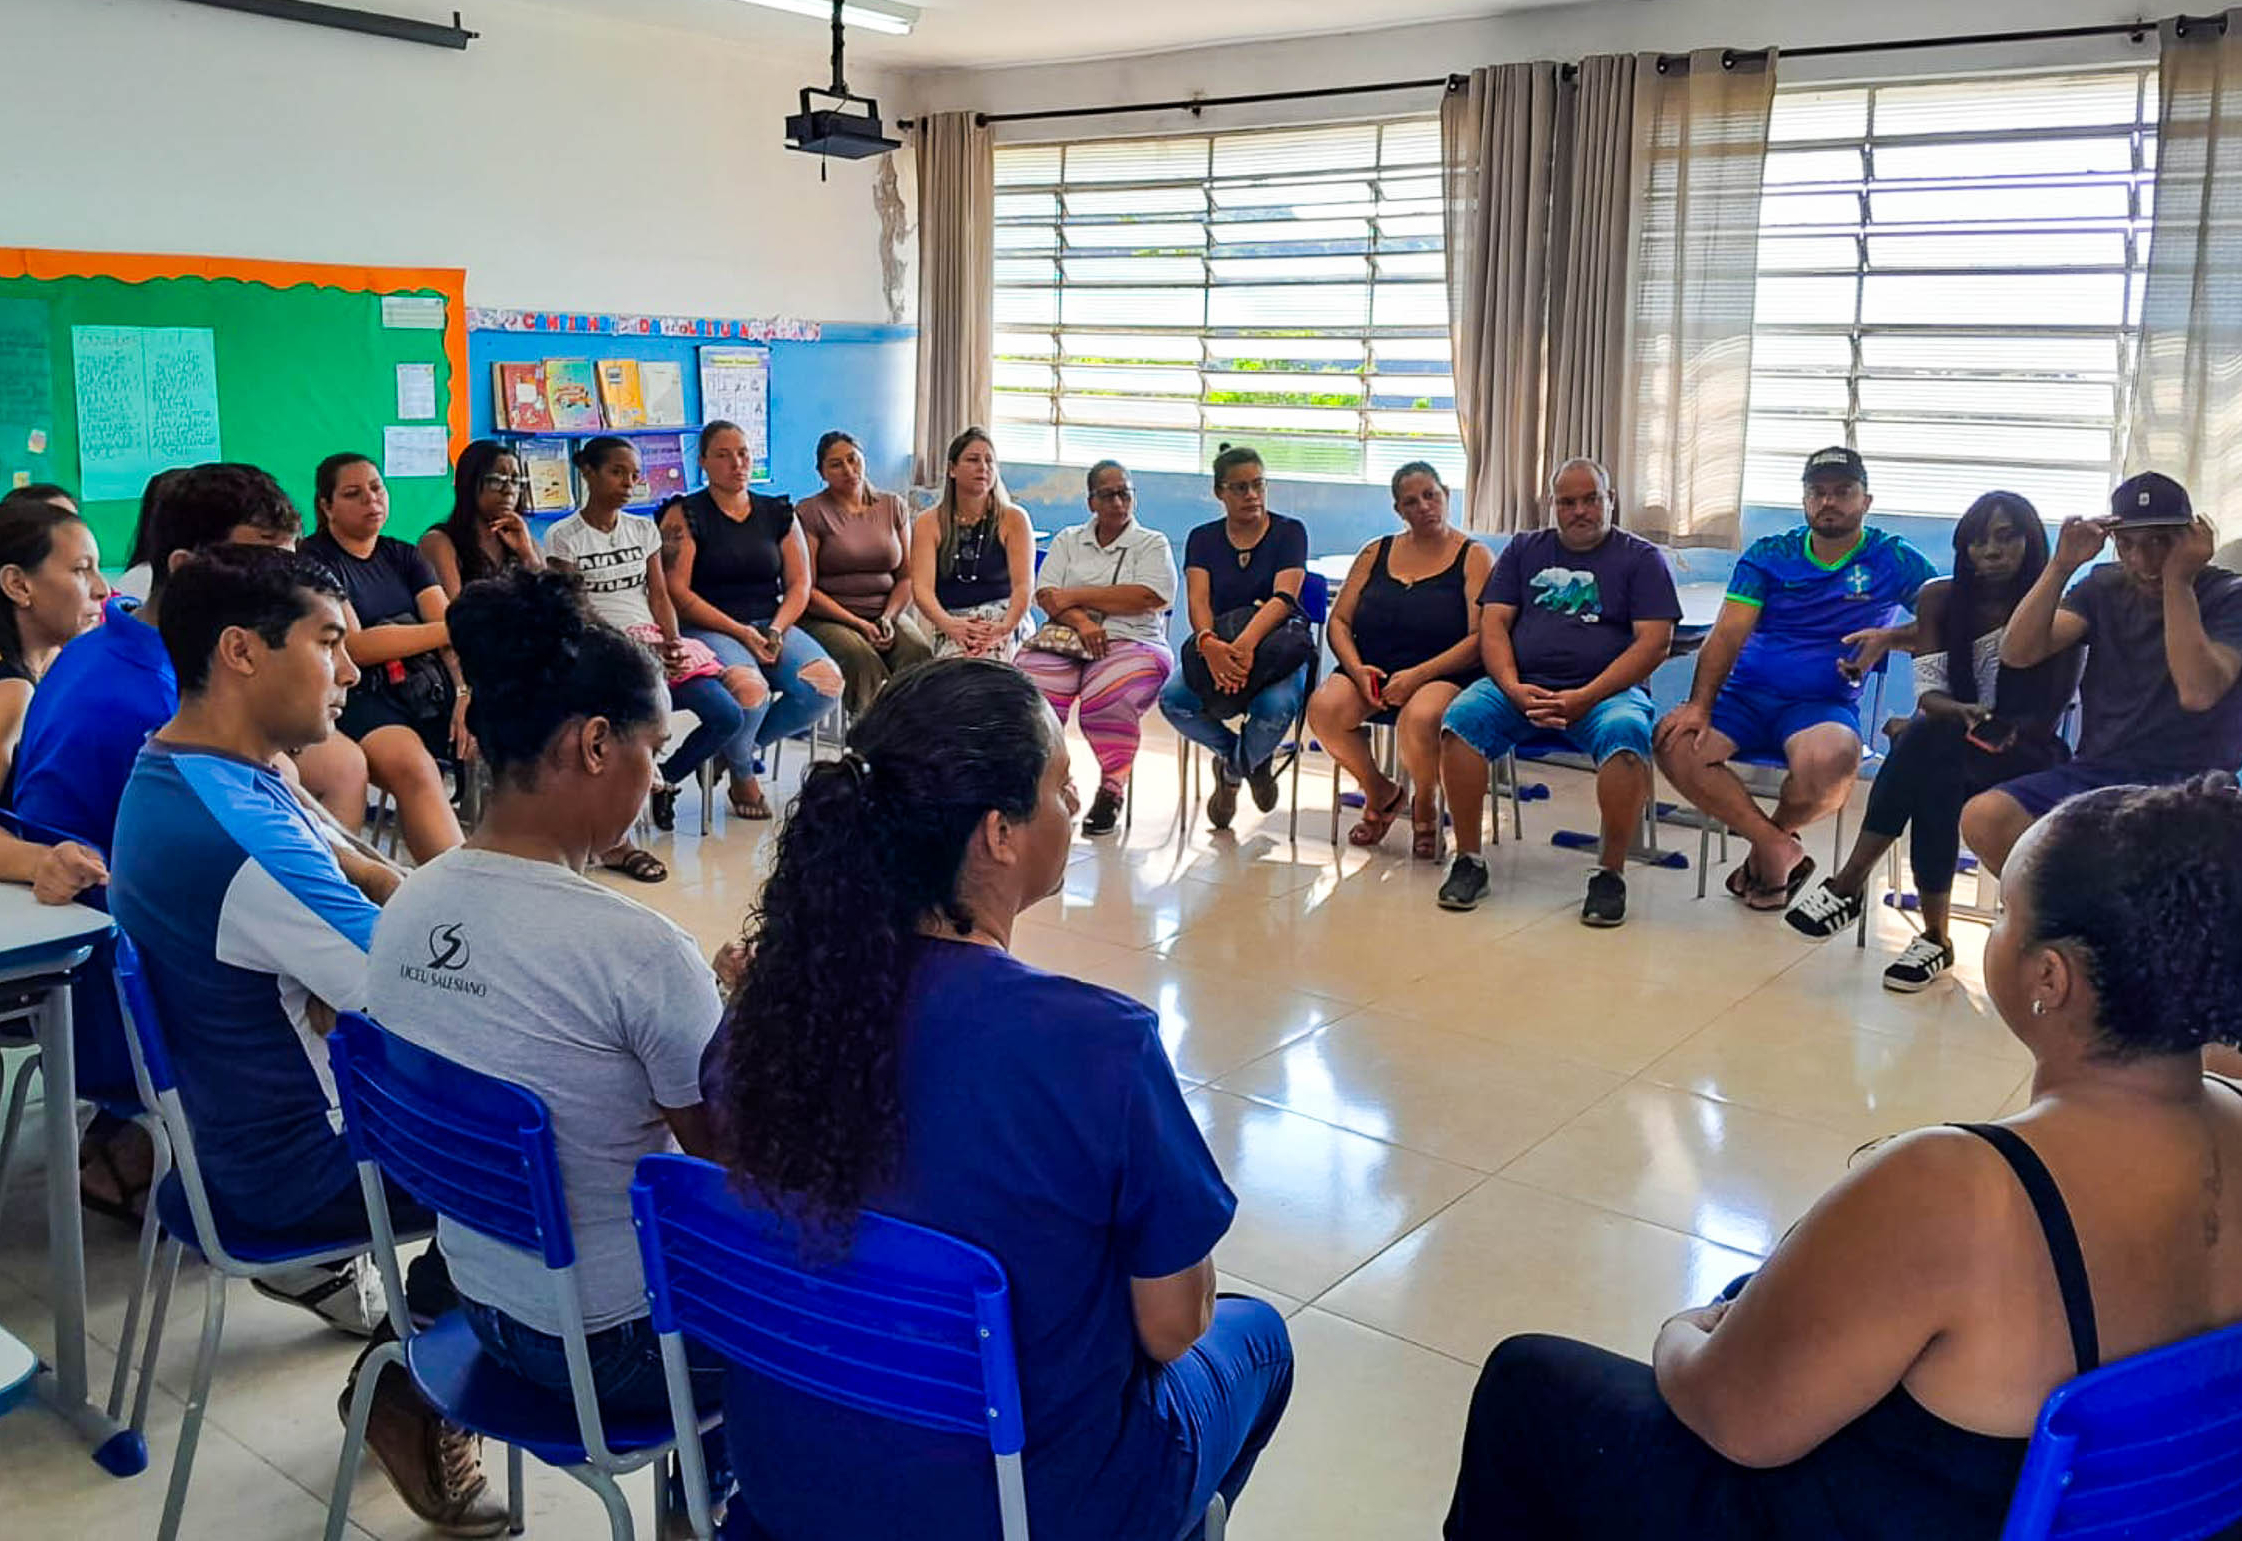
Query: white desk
xmin=0 ymin=886 xmax=144 ymax=1475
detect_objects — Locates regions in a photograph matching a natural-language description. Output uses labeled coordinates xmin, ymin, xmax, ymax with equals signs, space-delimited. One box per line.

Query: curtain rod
xmin=899 ymin=16 xmax=2189 ymax=131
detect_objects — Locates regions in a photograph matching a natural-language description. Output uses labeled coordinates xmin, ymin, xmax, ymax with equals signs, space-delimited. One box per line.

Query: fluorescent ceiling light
xmin=730 ymin=0 xmax=918 ymax=35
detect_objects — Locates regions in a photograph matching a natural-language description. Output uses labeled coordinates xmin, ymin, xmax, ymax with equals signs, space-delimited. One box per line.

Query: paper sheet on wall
xmin=0 ymin=297 xmax=56 ymax=487
xmin=72 ymin=325 xmax=223 ymax=502
xmin=697 ymin=346 xmax=770 ymax=480
xmin=383 ymin=424 xmax=452 ymax=479
xmin=395 ymin=362 xmax=437 ymax=419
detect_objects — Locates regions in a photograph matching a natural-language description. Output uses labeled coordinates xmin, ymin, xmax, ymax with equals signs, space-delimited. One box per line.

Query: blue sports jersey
xmin=1725 ymin=527 xmax=1936 ymax=702
xmin=13 ymin=597 xmax=176 ymax=848
xmin=110 ymin=741 xmax=380 ymax=1230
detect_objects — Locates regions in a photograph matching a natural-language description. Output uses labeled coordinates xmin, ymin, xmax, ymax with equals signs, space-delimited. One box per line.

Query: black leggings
xmin=1860 ymin=716 xmax=2054 ymax=900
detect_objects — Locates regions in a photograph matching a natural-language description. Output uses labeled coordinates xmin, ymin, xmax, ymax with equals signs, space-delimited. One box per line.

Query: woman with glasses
xmin=796 ymin=429 xmax=935 ymax=712
xmin=1158 ymin=444 xmax=1311 ymax=830
xmin=419 ymin=439 xmax=545 ymax=598
xmin=1015 ymin=460 xmax=1179 ymax=837
xmin=909 ymin=427 xmax=1035 ymax=663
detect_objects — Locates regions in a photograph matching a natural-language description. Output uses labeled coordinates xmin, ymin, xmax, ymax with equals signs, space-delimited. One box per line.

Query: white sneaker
xmin=252 ymin=1256 xmax=386 ymax=1338
xmin=1883 ymin=935 xmax=1955 ymax=994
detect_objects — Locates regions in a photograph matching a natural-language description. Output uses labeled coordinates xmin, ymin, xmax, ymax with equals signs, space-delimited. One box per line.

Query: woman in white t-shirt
xmin=366 ymin=564 xmax=728 ymax=1430
xmin=544 ymin=438 xmax=747 ymax=847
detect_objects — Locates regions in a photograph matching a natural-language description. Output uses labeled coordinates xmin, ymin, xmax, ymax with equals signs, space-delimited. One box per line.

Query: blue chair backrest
xmin=327 ymin=1013 xmax=573 ymax=1269
xmin=631 ymin=1152 xmax=1024 ymax=1454
xmin=2001 ymin=1318 xmax=2242 ymax=1539
xmin=1297 ymin=571 xmax=1330 ymax=626
xmin=111 ymin=933 xmax=177 ymax=1098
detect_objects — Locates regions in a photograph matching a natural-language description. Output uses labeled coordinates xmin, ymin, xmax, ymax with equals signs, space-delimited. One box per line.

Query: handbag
xmin=1025 ymin=542 xmax=1134 ymax=661
xmin=1181 ymin=597 xmax=1315 ymax=718
xmin=359 ymin=610 xmax=455 ymax=727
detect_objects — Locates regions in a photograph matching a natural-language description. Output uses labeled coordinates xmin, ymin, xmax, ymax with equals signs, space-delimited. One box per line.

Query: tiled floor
xmin=0 ymin=721 xmax=2035 ymax=1539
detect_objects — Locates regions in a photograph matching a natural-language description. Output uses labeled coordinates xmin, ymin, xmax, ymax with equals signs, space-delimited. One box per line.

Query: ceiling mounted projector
xmin=786 ymin=0 xmax=903 ymax=161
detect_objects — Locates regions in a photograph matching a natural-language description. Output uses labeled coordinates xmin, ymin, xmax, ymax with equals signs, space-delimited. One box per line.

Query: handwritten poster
xmin=383 ymin=424 xmax=451 ymax=479
xmin=0 ymin=298 xmax=55 ymax=488
xmin=71 ymin=325 xmax=223 ymax=501
xmin=696 ymin=346 xmax=770 ymax=482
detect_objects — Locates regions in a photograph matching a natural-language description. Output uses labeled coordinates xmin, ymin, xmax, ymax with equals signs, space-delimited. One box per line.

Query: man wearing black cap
xmin=1961 ymin=471 xmax=2242 ymax=880
xmin=1654 ymin=446 xmax=1936 ymax=909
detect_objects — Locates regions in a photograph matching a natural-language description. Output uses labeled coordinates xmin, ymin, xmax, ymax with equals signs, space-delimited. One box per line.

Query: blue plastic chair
xmin=322 ymin=1013 xmax=694 ymax=1541
xmin=1176 ymin=569 xmax=1328 ymax=844
xmin=109 ymin=932 xmax=383 ymax=1541
xmin=1999 ymin=1318 xmax=2242 ymax=1539
xmin=630 ymin=1152 xmax=1227 ymax=1541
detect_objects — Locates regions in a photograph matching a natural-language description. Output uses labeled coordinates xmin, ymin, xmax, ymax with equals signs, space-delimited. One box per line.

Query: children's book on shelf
xmin=640 ymin=361 xmax=687 ymax=428
xmin=494 ymin=362 xmax=553 ymax=431
xmin=640 ymin=435 xmax=688 ymax=502
xmin=544 ymin=358 xmax=605 ymax=431
xmin=597 ymin=359 xmax=648 ymax=429
xmin=519 ymin=437 xmax=576 ymax=515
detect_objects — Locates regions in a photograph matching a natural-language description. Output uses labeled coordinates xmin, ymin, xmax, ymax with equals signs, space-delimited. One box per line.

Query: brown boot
xmin=339 ymin=1342 xmax=508 ymax=1537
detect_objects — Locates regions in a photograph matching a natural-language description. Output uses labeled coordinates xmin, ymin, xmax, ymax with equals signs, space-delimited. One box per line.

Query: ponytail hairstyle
xmin=313 ymin=453 xmax=376 ymax=535
xmin=1945 ymin=491 xmax=2048 ymax=707
xmin=2023 ymin=774 xmax=2242 ymax=1059
xmin=446 ymin=566 xmax=663 ymax=790
xmin=1212 ymin=441 xmax=1264 ymax=494
xmin=126 ymin=468 xmax=187 ymax=569
xmin=0 ymin=499 xmax=90 ymax=669
xmin=717 ymin=657 xmax=1054 ymax=1231
xmin=434 ymin=438 xmax=524 ymax=586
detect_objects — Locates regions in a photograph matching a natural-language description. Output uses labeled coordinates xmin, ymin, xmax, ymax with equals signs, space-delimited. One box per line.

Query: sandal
xmin=728 ymin=778 xmax=772 ymax=821
xmin=1746 ymin=855 xmax=1817 ymax=912
xmin=1725 ymin=858 xmax=1761 ymax=901
xmin=78 ymin=1118 xmax=154 ymax=1229
xmin=1348 ymin=783 xmax=1408 ymax=847
xmin=1411 ymin=818 xmax=1441 ymax=862
xmin=601 ymin=846 xmax=669 ymax=884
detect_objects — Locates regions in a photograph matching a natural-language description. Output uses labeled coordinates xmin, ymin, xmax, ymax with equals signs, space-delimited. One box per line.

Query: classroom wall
xmin=3 ymin=0 xmax=908 ymax=324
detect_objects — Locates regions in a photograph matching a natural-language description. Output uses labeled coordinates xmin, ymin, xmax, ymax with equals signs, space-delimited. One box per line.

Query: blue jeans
xmin=1159 ymin=663 xmax=1313 ymax=776
xmin=685 ymin=627 xmax=842 ymax=776
xmin=662 ymin=672 xmax=747 ymax=786
xmin=1152 ymin=1295 xmax=1295 ymax=1538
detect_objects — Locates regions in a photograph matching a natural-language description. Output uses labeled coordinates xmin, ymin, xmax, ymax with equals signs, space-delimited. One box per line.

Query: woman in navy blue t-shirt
xmin=706 ymin=658 xmax=1293 ymax=1540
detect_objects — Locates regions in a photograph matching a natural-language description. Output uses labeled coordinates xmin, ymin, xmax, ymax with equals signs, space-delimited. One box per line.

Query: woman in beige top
xmin=796 ymin=430 xmax=934 ymax=713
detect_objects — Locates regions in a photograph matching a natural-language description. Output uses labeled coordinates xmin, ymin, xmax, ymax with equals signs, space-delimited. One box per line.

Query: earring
xmin=2031 ymin=1000 xmax=2047 ymax=1017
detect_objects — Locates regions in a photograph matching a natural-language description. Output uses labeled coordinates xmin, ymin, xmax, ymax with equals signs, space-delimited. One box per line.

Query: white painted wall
xmin=1 ymin=0 xmax=906 ymax=321
xmin=901 ymin=0 xmax=2155 ymax=135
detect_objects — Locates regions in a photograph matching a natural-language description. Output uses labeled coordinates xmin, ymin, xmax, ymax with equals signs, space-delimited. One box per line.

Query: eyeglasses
xmin=1221 ymin=478 xmax=1267 ymax=497
xmin=1090 ymin=485 xmax=1136 ymax=503
xmin=480 ymin=474 xmax=529 ymax=491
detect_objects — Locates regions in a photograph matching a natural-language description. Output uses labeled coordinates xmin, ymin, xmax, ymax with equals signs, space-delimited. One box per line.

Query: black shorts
xmin=337 ymin=686 xmax=452 ymax=762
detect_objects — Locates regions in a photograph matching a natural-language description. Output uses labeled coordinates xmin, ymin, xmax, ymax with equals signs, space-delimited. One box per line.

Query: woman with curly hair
xmin=707 ymin=657 xmax=1292 ymax=1540
xmin=1447 ymin=774 xmax=2242 ymax=1540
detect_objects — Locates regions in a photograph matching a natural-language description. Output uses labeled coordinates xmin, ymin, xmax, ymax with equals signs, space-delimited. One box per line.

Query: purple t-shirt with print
xmin=1482 ymin=528 xmax=1682 ymax=691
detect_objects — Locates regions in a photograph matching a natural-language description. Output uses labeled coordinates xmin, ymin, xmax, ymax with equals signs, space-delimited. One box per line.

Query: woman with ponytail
xmin=367 ymin=566 xmax=728 ymax=1422
xmin=708 ymin=657 xmax=1292 ymax=1541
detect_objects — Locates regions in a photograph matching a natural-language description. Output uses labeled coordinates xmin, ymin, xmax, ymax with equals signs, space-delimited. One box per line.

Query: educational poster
xmin=0 ymin=297 xmax=55 ymax=489
xmin=71 ymin=324 xmax=222 ymax=501
xmin=698 ymin=346 xmax=771 ymax=481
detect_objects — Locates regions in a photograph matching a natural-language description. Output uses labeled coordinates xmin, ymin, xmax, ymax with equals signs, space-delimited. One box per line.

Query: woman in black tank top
xmin=1309 ymin=463 xmax=1490 ymax=859
xmin=1447 ymin=776 xmax=2242 ymax=1539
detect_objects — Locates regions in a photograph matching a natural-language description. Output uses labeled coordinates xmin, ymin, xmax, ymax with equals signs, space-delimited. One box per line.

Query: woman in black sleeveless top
xmin=1446 ymin=776 xmax=2242 ymax=1540
xmin=1309 ymin=463 xmax=1489 ymax=859
xmin=908 ymin=427 xmax=1034 ymax=662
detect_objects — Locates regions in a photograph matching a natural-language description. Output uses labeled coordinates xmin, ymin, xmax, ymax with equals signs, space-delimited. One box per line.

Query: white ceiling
xmin=504 ymin=0 xmax=1612 ymax=70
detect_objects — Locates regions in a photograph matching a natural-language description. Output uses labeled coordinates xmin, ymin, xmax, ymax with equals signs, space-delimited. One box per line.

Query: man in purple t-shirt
xmin=1962 ymin=471 xmax=2242 ymax=877
xmin=1437 ymin=458 xmax=1681 ymax=927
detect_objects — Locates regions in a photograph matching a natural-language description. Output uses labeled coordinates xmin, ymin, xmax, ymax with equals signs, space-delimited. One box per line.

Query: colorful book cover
xmin=597 ymin=358 xmax=647 ymax=429
xmin=544 ymin=358 xmax=604 ymax=431
xmin=519 ymin=437 xmax=576 ymax=514
xmin=495 ymin=362 xmax=552 ymax=431
xmin=640 ymin=361 xmax=687 ymax=427
xmin=639 ymin=434 xmax=687 ymax=502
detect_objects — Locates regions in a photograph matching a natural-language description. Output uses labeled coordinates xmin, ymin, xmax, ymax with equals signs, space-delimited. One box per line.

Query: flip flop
xmin=1725 ymin=858 xmax=1761 ymax=901
xmin=729 ymin=782 xmax=773 ymax=821
xmin=1349 ymin=784 xmax=1408 ymax=847
xmin=1411 ymin=817 xmax=1442 ymax=861
xmin=1747 ymin=855 xmax=1817 ymax=912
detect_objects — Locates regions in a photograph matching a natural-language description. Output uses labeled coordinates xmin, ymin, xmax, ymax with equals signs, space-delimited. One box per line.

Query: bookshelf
xmin=492 ymin=424 xmax=704 ymax=519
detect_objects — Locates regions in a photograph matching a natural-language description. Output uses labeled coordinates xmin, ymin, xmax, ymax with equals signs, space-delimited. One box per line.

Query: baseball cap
xmin=2108 ymin=471 xmax=2194 ymax=527
xmin=1802 ymin=446 xmax=1868 ymax=487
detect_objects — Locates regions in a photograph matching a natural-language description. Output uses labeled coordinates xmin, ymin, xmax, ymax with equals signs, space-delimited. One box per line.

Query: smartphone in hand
xmin=1966 ymin=716 xmax=2020 ymax=754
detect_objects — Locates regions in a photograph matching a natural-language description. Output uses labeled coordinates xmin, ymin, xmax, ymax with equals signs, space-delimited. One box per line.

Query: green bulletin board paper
xmin=72 ymin=325 xmax=223 ymax=501
xmin=0 ymin=296 xmax=55 ymax=487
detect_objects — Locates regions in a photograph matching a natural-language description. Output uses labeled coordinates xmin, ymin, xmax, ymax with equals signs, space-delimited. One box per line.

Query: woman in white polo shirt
xmin=1015 ymin=460 xmax=1179 ymax=837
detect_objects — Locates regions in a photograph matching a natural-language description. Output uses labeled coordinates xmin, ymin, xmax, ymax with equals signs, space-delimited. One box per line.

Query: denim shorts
xmin=1442 ymin=680 xmax=1655 ymax=765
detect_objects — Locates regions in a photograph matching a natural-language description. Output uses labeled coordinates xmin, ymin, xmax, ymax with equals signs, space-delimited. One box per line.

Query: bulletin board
xmin=0 ymin=248 xmax=468 ymax=557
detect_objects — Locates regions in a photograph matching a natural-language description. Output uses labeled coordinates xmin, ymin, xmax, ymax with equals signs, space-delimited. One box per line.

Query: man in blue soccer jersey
xmin=1654 ymin=447 xmax=1936 ymax=910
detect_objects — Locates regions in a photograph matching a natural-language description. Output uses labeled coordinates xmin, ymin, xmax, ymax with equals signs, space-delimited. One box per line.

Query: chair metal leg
xmin=507 ymin=1443 xmax=526 ymax=1535
xmin=1697 ymin=819 xmax=1712 ymax=899
xmin=651 ymin=1454 xmax=673 ymax=1541
xmin=132 ymin=1238 xmax=183 ymax=1436
xmin=157 ymin=1266 xmax=229 ymax=1541
xmin=108 ymin=1117 xmax=172 ymax=1421
xmin=324 ymin=1335 xmax=406 ymax=1541
xmin=586 ymin=1466 xmax=637 ymax=1541
xmin=0 ymin=1047 xmax=40 ymax=1240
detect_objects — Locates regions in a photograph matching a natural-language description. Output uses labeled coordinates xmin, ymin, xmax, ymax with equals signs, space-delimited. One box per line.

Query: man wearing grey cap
xmin=1963 ymin=471 xmax=2242 ymax=879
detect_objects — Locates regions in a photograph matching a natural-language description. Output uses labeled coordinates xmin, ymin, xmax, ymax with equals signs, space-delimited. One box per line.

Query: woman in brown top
xmin=796 ymin=430 xmax=934 ymax=714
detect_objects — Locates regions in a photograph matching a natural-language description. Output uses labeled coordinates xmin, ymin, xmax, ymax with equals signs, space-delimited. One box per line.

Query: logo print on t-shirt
xmin=1845 ymin=564 xmax=1873 ymax=598
xmin=1530 ymin=567 xmax=1602 ymax=621
xmin=426 ymin=923 xmax=470 ymax=971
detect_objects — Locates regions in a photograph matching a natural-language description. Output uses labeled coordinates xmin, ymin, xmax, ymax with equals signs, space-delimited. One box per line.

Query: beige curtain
xmin=1543 ymin=54 xmax=1639 ymax=503
xmin=2126 ymin=12 xmax=2242 ymax=522
xmin=1620 ymin=48 xmax=1776 ymax=548
xmin=1442 ymin=64 xmax=1563 ymax=533
xmin=911 ymin=111 xmax=995 ymax=487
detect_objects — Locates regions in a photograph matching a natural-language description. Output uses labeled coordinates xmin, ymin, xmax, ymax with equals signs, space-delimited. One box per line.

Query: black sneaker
xmin=1081 ymin=785 xmax=1123 ymax=837
xmin=1581 ymin=868 xmax=1628 ymax=928
xmin=1246 ymin=758 xmax=1281 ymax=813
xmin=1437 ymin=853 xmax=1490 ymax=911
xmin=1207 ymin=762 xmax=1239 ymax=831
xmin=1883 ymin=935 xmax=1954 ymax=993
xmin=1784 ymin=880 xmax=1862 ymax=940
xmin=648 ymin=782 xmax=680 ymax=833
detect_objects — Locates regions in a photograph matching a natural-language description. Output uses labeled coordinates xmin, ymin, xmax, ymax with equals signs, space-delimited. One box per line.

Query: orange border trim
xmin=0 ymin=247 xmax=470 ymax=451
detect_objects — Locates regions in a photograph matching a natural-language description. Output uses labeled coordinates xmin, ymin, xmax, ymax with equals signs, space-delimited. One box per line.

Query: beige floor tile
xmin=1225 ymin=1308 xmax=1477 ymax=1541
xmin=1213 ymin=1010 xmax=1623 ymax=1174
xmin=1217 ymin=1271 xmax=1307 ymax=1318
xmin=1187 ymin=1090 xmax=1483 ymax=1303
xmin=1319 ymin=1178 xmax=1759 ymax=1364
xmin=1500 ymin=1083 xmax=1866 ymax=1256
